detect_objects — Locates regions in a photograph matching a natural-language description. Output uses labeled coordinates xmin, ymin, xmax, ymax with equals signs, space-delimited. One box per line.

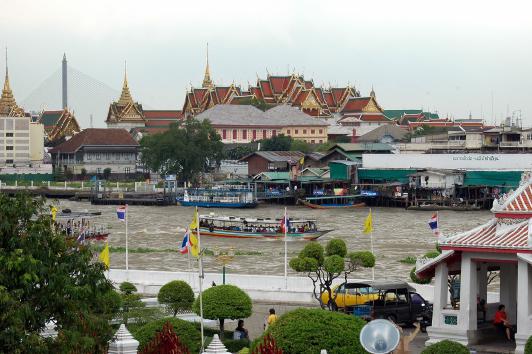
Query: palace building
xmin=183 ymin=49 xmax=360 ymax=119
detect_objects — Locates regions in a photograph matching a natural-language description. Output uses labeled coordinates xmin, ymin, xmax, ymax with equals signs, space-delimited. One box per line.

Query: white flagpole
xmin=284 ymin=206 xmax=288 ymax=289
xmin=370 ymin=208 xmax=375 ymax=280
xmin=125 ymin=204 xmax=129 ymax=273
xmin=196 ymin=207 xmax=205 ymax=352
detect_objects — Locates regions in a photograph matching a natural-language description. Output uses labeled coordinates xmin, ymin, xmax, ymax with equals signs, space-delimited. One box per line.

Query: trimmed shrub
xmin=193 ymin=284 xmax=252 ymax=339
xmin=424 ymin=250 xmax=441 ymax=259
xmin=421 ymin=340 xmax=469 ymax=354
xmin=349 ymin=251 xmax=376 ymax=268
xmin=131 ymin=317 xmax=201 ymax=353
xmin=255 ymin=308 xmax=366 ymax=354
xmin=221 ymin=338 xmax=250 ymax=353
xmin=410 ymin=266 xmax=432 ymax=284
xmin=325 ymin=239 xmax=347 ymax=257
xmin=157 ymin=280 xmax=194 ymax=316
xmin=525 ymin=335 xmax=532 ymax=354
xmin=119 ymin=281 xmax=137 ymax=295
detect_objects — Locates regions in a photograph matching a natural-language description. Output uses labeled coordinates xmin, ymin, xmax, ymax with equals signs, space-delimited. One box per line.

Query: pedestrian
xmin=264 ymin=308 xmax=279 ymax=330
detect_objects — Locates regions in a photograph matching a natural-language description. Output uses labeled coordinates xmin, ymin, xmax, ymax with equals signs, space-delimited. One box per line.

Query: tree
xmin=141 ymin=119 xmax=224 ymax=184
xmin=0 ymin=193 xmax=121 ymax=353
xmin=289 ymin=139 xmax=311 ymax=153
xmin=254 ymin=308 xmax=366 ymax=354
xmin=192 ymin=284 xmax=252 ymax=339
xmin=80 ymin=168 xmax=87 ymax=180
xmin=260 ymin=134 xmax=292 ymax=151
xmin=289 ymin=239 xmax=375 ymax=310
xmin=118 ymin=281 xmax=161 ymax=327
xmin=103 ymin=167 xmax=112 ymax=180
xmin=157 ymin=280 xmax=194 ymax=316
xmin=225 ymin=144 xmax=256 ymax=160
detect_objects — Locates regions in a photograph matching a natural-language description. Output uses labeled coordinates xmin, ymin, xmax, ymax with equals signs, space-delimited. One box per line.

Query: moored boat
xmin=55 ymin=210 xmax=109 ymax=242
xmin=198 ymin=214 xmax=331 ymax=240
xmin=299 ymin=195 xmax=366 ymax=209
xmin=177 ymin=188 xmax=258 ymax=208
xmin=407 ymin=204 xmax=481 ymax=211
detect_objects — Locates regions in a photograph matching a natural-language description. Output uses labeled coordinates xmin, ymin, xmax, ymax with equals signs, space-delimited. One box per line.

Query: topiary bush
xmin=421 ymin=340 xmax=469 ymax=354
xmin=254 ymin=308 xmax=366 ymax=354
xmin=325 ymin=239 xmax=347 ymax=257
xmin=410 ymin=266 xmax=432 ymax=284
xmin=157 ymin=280 xmax=194 ymax=316
xmin=193 ymin=284 xmax=252 ymax=339
xmin=525 ymin=335 xmax=532 ymax=354
xmin=131 ymin=317 xmax=201 ymax=353
xmin=119 ymin=281 xmax=137 ymax=295
xmin=349 ymin=251 xmax=376 ymax=268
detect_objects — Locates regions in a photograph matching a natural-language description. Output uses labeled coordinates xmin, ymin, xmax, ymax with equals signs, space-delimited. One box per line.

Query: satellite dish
xmin=359 ymin=319 xmax=401 ymax=354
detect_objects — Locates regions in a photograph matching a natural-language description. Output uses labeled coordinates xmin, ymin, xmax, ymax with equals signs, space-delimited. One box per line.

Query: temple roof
xmin=491 ymin=172 xmax=532 ymax=215
xmin=0 ymin=58 xmax=24 ymax=117
xmin=118 ymin=71 xmax=134 ymax=105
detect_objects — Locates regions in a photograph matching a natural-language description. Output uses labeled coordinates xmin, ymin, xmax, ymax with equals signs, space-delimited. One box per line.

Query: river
xmin=56 ymin=200 xmax=492 ymax=281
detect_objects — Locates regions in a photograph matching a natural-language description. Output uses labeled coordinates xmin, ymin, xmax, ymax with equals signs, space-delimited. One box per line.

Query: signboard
xmin=363 ymin=153 xmax=532 ymax=170
xmin=165 ymin=175 xmax=176 ymax=181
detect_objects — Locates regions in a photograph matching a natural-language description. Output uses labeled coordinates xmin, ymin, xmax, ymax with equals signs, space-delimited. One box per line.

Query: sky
xmin=1 ymin=0 xmax=532 ymax=127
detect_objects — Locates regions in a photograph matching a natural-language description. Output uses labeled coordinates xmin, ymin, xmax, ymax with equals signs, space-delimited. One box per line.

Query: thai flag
xmin=179 ymin=229 xmax=190 ymax=254
xmin=116 ymin=206 xmax=126 ymax=221
xmin=428 ymin=213 xmax=440 ymax=236
xmin=280 ymin=209 xmax=290 ymax=233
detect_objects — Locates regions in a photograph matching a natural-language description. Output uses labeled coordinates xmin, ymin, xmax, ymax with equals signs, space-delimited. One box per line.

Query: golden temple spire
xmin=118 ymin=60 xmax=134 ymax=105
xmin=202 ymin=43 xmax=214 ymax=89
xmin=0 ymin=47 xmax=23 ymax=116
xmin=370 ymin=85 xmax=376 ymax=98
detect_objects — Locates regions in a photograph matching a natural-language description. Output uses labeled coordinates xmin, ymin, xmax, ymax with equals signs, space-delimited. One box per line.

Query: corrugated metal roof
xmin=243 ymin=151 xmax=304 ymax=163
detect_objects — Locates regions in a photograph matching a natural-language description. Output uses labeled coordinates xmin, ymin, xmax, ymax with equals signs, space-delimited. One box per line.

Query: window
xmin=272 ymin=130 xmax=277 ymax=137
xmin=105 ymin=153 xmax=110 ymax=160
xmin=410 ymin=293 xmax=424 ymax=305
xmin=242 ymin=130 xmax=247 ymax=140
xmin=124 ymin=167 xmax=130 ymax=174
xmin=319 ymin=139 xmax=323 ymax=144
xmin=87 ymin=153 xmax=92 ymax=160
xmin=6 ymin=132 xmax=13 ymax=137
xmin=6 ymin=146 xmax=13 ymax=150
xmin=233 ymin=129 xmax=237 ymax=140
xmin=97 ymin=168 xmax=102 ymax=174
xmin=287 ymin=129 xmax=291 ymax=135
xmin=252 ymin=130 xmax=257 ymax=140
xmin=319 ymin=129 xmax=323 ymax=134
xmin=295 ymin=129 xmax=299 ymax=134
xmin=311 ymin=129 xmax=315 ymax=134
xmin=125 ymin=153 xmax=130 ymax=160
xmin=96 ymin=153 xmax=101 ymax=160
xmin=6 ymin=159 xmax=13 ymax=164
xmin=222 ymin=129 xmax=227 ymax=140
xmin=262 ymin=130 xmax=267 ymax=139
xmin=303 ymin=129 xmax=307 ymax=134
xmin=311 ymin=140 xmax=315 ymax=144
xmin=117 ymin=153 xmax=120 ymax=160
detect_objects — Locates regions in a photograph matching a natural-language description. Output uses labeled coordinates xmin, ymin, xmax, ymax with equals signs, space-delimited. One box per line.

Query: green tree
xmin=157 ymin=280 xmax=194 ymax=316
xmin=0 ymin=193 xmax=121 ymax=353
xmin=260 ymin=134 xmax=292 ymax=151
xmin=225 ymin=144 xmax=256 ymax=160
xmin=289 ymin=239 xmax=375 ymax=310
xmin=80 ymin=168 xmax=87 ymax=180
xmin=103 ymin=167 xmax=112 ymax=180
xmin=118 ymin=281 xmax=161 ymax=327
xmin=192 ymin=285 xmax=252 ymax=339
xmin=254 ymin=308 xmax=367 ymax=354
xmin=141 ymin=119 xmax=224 ymax=184
xmin=289 ymin=139 xmax=312 ymax=153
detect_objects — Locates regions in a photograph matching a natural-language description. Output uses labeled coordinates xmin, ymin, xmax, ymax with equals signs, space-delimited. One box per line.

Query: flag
xmin=428 ymin=213 xmax=440 ymax=236
xmin=280 ymin=209 xmax=290 ymax=233
xmin=179 ymin=229 xmax=190 ymax=254
xmin=116 ymin=206 xmax=126 ymax=221
xmin=299 ymin=156 xmax=305 ymax=166
xmin=50 ymin=206 xmax=58 ymax=221
xmin=363 ymin=209 xmax=373 ymax=234
xmin=189 ymin=207 xmax=199 ymax=230
xmin=99 ymin=242 xmax=110 ymax=269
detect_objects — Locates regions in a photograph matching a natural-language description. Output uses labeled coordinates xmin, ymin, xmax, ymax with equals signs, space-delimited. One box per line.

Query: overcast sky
xmin=1 ymin=0 xmax=531 ymax=126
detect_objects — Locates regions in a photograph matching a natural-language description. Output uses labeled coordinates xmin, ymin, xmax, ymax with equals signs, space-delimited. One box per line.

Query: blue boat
xmin=177 ymin=187 xmax=258 ymax=208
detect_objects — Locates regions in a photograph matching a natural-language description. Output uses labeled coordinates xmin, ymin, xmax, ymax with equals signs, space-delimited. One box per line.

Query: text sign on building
xmin=362 ymin=154 xmax=532 ymax=170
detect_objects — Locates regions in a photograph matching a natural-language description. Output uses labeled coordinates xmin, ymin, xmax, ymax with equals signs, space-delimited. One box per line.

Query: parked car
xmin=320 ymin=282 xmax=379 ymax=310
xmin=363 ymin=281 xmax=433 ymax=332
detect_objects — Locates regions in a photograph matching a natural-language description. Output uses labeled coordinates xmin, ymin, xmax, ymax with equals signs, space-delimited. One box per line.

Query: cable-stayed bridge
xmin=21 ymin=64 xmax=122 ymax=128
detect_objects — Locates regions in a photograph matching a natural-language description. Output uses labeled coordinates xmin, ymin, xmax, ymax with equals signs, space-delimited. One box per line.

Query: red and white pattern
xmin=499 ymin=184 xmax=532 ymax=213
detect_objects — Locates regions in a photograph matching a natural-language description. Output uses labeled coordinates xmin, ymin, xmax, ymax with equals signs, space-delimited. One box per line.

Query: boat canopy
xmin=200 ymin=214 xmax=317 ymax=224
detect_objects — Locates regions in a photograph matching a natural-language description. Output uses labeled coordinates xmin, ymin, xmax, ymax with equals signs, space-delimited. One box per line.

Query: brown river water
xmin=56 ymin=200 xmax=492 ymax=281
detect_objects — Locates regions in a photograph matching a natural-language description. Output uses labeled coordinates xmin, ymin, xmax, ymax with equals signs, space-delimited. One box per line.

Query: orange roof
xmin=260 ymin=80 xmax=273 ymax=97
xmin=144 ymin=110 xmax=183 ymax=119
xmin=269 ymin=76 xmax=290 ymax=94
xmin=50 ymin=128 xmax=138 ymax=153
xmin=341 ymin=97 xmax=371 ymax=112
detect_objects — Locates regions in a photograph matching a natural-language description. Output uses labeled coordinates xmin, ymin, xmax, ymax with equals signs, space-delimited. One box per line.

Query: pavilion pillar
xmin=459 ymin=254 xmax=477 ymax=334
xmin=515 ymin=258 xmax=532 ymax=354
xmin=476 ymin=262 xmax=488 ymax=302
xmin=499 ymin=263 xmax=517 ymax=323
xmin=431 ymin=262 xmax=449 ymax=328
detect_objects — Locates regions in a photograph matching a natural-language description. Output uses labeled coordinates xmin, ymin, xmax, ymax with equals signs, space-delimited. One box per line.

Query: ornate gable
xmin=361 ymin=97 xmax=383 ymax=113
xmin=106 ymin=71 xmax=145 ymax=124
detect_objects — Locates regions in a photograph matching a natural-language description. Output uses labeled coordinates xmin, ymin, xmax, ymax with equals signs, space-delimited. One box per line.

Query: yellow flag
xmin=189 ymin=207 xmax=199 ymax=230
xmin=99 ymin=242 xmax=110 ymax=269
xmin=299 ymin=156 xmax=305 ymax=166
xmin=189 ymin=232 xmax=200 ymax=258
xmin=50 ymin=206 xmax=58 ymax=221
xmin=363 ymin=210 xmax=373 ymax=234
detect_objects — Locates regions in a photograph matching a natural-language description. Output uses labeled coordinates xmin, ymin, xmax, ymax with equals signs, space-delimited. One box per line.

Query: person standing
xmin=264 ymin=308 xmax=279 ymax=330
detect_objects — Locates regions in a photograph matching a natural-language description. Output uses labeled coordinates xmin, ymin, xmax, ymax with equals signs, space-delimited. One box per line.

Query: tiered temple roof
xmin=337 ymin=92 xmax=390 ymax=124
xmin=39 ymin=109 xmax=81 ymax=143
xmin=106 ymin=71 xmax=145 ymax=125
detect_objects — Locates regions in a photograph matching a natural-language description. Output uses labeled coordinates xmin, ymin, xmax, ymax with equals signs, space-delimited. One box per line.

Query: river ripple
xmin=56 ymin=200 xmax=492 ymax=281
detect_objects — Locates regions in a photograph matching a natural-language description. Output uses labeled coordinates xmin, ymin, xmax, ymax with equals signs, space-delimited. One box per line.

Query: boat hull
xmin=299 ymin=199 xmax=366 ymax=210
xmin=198 ymin=227 xmax=330 ymax=240
xmin=407 ymin=205 xmax=481 ymax=211
xmin=178 ymin=200 xmax=258 ymax=208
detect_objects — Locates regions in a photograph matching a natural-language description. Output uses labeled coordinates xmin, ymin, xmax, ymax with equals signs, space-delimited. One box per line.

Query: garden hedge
xmin=525 ymin=335 xmax=532 ymax=354
xmin=421 ymin=340 xmax=469 ymax=354
xmin=131 ymin=317 xmax=201 ymax=352
xmin=254 ymin=308 xmax=366 ymax=354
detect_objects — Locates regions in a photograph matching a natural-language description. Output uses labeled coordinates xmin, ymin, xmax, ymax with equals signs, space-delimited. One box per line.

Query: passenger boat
xmin=198 ymin=214 xmax=332 ymax=240
xmin=299 ymin=195 xmax=366 ymax=209
xmin=177 ymin=188 xmax=258 ymax=208
xmin=55 ymin=210 xmax=109 ymax=242
xmin=407 ymin=204 xmax=481 ymax=211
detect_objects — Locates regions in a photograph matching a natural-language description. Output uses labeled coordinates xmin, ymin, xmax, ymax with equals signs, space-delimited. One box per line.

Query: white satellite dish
xmin=359 ymin=319 xmax=401 ymax=354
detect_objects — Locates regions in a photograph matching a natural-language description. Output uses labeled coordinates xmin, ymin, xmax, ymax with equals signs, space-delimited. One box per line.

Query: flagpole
xmin=370 ymin=208 xmax=375 ymax=280
xmin=284 ymin=206 xmax=288 ymax=289
xmin=125 ymin=204 xmax=129 ymax=274
xmin=196 ymin=207 xmax=205 ymax=352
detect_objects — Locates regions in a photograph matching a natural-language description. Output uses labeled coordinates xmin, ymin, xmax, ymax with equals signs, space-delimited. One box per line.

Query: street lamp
xmin=214 ymin=247 xmax=235 ymax=284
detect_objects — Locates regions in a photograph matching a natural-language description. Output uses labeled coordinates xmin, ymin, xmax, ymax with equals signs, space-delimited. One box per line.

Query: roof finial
xmin=202 ymin=43 xmax=214 ymax=89
xmin=370 ymin=85 xmax=376 ymax=98
xmin=118 ymin=60 xmax=134 ymax=105
xmin=4 ymin=47 xmax=9 ymax=91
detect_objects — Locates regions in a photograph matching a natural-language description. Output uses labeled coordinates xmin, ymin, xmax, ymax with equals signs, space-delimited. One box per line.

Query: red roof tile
xmin=50 ymin=128 xmax=139 ymax=153
xmin=260 ymin=81 xmax=273 ymax=97
xmin=144 ymin=110 xmax=183 ymax=119
xmin=323 ymin=92 xmax=335 ymax=107
xmin=269 ymin=76 xmax=290 ymax=94
xmin=341 ymin=97 xmax=371 ymax=113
